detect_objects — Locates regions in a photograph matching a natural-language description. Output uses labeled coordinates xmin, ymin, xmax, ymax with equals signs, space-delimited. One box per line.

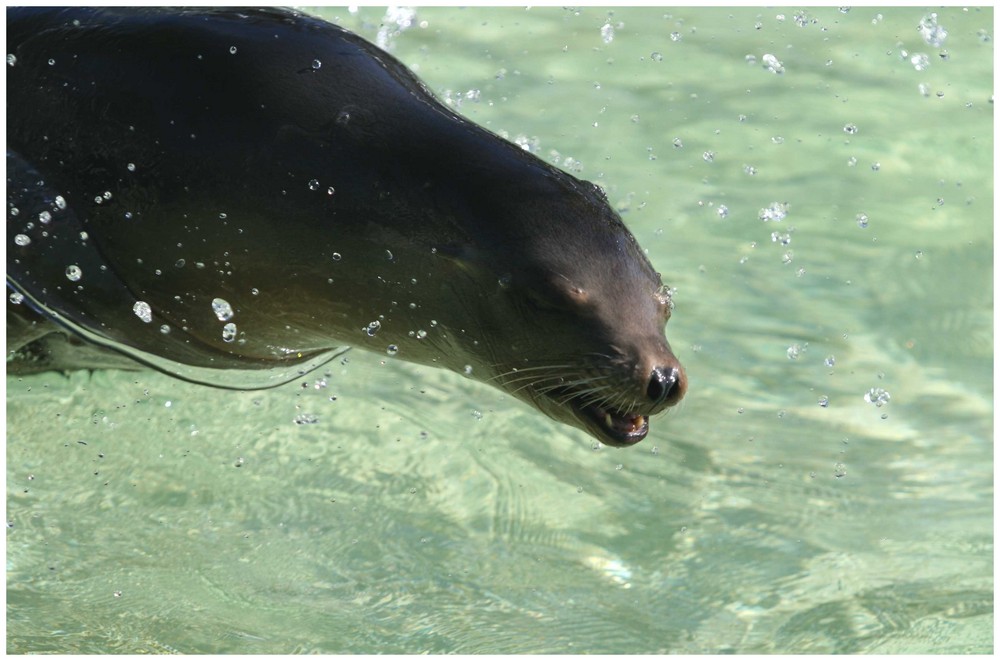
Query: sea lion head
xmin=430 ymin=174 xmax=687 ymax=447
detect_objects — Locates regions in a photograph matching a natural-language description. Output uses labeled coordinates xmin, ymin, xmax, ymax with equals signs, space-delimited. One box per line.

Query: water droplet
xmin=670 ymin=31 xmax=682 ymax=42
xmin=229 ymin=46 xmax=238 ymax=55
xmin=386 ymin=344 xmax=399 ymax=356
xmin=212 ymin=297 xmax=234 ymax=321
xmin=650 ymin=51 xmax=663 ymax=62
xmin=332 ymin=252 xmax=342 ymax=261
xmin=918 ymin=12 xmax=948 ymax=47
xmin=126 ymin=162 xmax=136 ymax=172
xmin=39 ymin=210 xmax=52 ymax=224
xmin=463 ymin=365 xmax=473 ymax=375
xmin=159 ymin=324 xmax=170 ymax=334
xmin=834 ymin=463 xmax=847 ymax=479
xmin=415 ymin=329 xmax=428 ymax=339
xmin=9 ymin=292 xmax=24 ymax=305
xmin=818 ymin=395 xmax=830 ymax=408
xmin=864 ymin=387 xmax=891 ymax=407
xmin=14 ymin=234 xmax=30 ymax=246
xmin=910 ymin=53 xmax=930 ymax=71
xmin=364 ymin=320 xmax=381 ymax=336
xmin=327 ymin=186 xmax=335 ymax=196
xmin=786 ymin=343 xmax=804 ymax=360
xmin=311 ymin=59 xmax=322 ymax=69
xmin=600 ymin=22 xmax=615 ymax=44
xmin=672 ymin=137 xmax=683 ymax=148
xmin=759 ymin=201 xmax=789 ymax=222
xmin=856 ymin=212 xmax=869 ymax=228
xmin=65 ymin=265 xmax=82 ymax=281
xmin=48 ymin=58 xmax=55 ymax=66
xmin=293 ymin=413 xmax=319 ymax=425
xmin=762 ymin=53 xmax=784 ymax=74
xmin=308 ymin=179 xmax=320 ymax=191
xmin=221 ymin=322 xmax=237 ymax=342
xmin=843 ymin=123 xmax=858 ymax=135
xmin=716 ymin=205 xmax=729 ymax=218
xmin=6 ymin=54 xmax=16 ymax=67
xmin=133 ymin=301 xmax=152 ymax=323
xmin=824 ymin=355 xmax=836 ymax=368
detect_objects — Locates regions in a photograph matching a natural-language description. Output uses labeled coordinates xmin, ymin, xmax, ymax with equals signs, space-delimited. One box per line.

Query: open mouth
xmin=554 ymin=388 xmax=649 ymax=447
xmin=580 ymin=403 xmax=648 ymax=446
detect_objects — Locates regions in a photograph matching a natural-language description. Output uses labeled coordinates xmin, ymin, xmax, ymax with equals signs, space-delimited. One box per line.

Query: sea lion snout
xmin=646 ymin=364 xmax=686 ymax=410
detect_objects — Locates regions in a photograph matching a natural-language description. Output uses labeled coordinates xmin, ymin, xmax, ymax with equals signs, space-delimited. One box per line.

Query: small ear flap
xmin=431 ymin=242 xmax=484 ymax=277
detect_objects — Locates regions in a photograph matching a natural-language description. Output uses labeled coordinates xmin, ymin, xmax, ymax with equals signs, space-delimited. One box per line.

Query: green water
xmin=6 ymin=6 xmax=993 ymax=653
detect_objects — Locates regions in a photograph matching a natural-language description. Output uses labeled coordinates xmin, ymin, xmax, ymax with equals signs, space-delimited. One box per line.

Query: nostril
xmin=646 ymin=366 xmax=679 ymax=406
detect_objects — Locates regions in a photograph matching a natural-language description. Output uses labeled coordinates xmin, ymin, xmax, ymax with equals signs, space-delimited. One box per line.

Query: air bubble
xmin=9 ymin=292 xmax=24 ymax=305
xmin=229 ymin=46 xmax=238 ymax=55
xmin=308 ymin=179 xmax=320 ymax=191
xmin=39 ymin=210 xmax=52 ymax=224
xmin=311 ymin=59 xmax=322 ymax=69
xmin=386 ymin=344 xmax=398 ymax=355
xmin=364 ymin=320 xmax=381 ymax=336
xmin=222 ymin=322 xmax=237 ymax=342
xmin=856 ymin=213 xmax=869 ymax=228
xmin=6 ymin=54 xmax=15 ymax=66
xmin=65 ymin=265 xmax=82 ymax=281
xmin=14 ymin=234 xmax=30 ymax=246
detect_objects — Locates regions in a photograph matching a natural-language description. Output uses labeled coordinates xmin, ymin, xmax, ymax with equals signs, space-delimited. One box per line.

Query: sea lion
xmin=6 ymin=7 xmax=686 ymax=446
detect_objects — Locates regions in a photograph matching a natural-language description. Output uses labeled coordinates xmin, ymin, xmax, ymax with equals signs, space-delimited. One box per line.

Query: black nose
xmin=646 ymin=366 xmax=681 ymax=407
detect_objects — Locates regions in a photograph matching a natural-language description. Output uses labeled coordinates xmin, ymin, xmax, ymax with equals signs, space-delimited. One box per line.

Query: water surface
xmin=6 ymin=6 xmax=993 ymax=653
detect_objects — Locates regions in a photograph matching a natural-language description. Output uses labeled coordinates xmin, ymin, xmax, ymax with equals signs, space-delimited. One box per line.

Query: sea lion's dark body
xmin=7 ymin=7 xmax=685 ymax=446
